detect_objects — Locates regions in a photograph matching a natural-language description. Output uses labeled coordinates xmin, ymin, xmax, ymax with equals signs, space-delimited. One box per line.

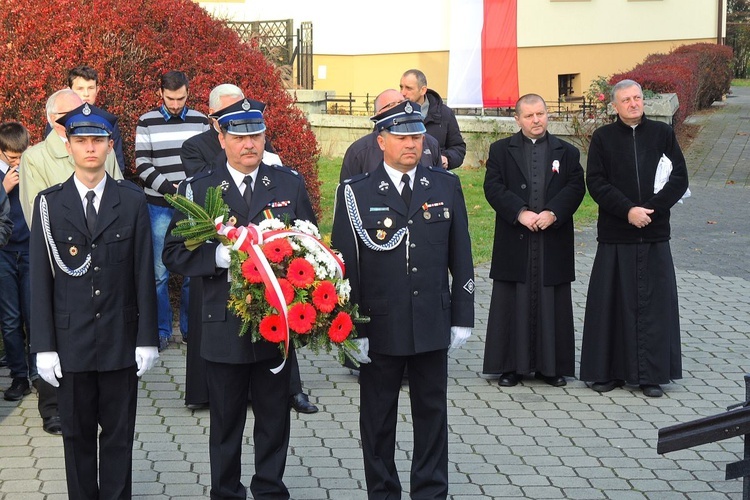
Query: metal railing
xmin=321 ymin=94 xmax=604 ymax=120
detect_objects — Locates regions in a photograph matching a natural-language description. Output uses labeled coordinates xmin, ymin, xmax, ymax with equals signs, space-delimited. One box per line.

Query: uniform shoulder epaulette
xmin=270 ymin=164 xmax=300 ymax=177
xmin=38 ymin=183 xmax=64 ymax=195
xmin=342 ymin=172 xmax=369 ymax=184
xmin=427 ymin=166 xmax=457 ymax=177
xmin=115 ymin=179 xmax=142 ymax=192
xmin=185 ymin=171 xmax=212 ymax=184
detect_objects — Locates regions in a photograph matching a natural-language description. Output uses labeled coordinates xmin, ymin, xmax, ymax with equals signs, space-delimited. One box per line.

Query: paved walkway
xmin=2 ymin=89 xmax=750 ymax=499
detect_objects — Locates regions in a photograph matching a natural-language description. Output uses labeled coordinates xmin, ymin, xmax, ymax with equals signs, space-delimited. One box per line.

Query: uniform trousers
xmin=58 ymin=367 xmax=138 ymax=500
xmin=206 ymin=357 xmax=291 ymax=500
xmin=360 ymin=349 xmax=449 ymax=500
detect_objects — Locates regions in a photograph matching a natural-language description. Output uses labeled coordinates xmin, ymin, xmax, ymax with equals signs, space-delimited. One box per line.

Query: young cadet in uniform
xmin=163 ymin=98 xmax=316 ymax=500
xmin=331 ymin=101 xmax=474 ymax=499
xmin=29 ymin=103 xmax=159 ymax=499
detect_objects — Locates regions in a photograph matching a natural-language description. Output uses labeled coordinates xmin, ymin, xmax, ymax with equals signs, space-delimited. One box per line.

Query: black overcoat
xmin=484 ymin=131 xmax=585 ymax=286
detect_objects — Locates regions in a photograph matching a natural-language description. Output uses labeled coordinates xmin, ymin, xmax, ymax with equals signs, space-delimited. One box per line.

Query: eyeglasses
xmin=1 ymin=150 xmax=22 ymax=165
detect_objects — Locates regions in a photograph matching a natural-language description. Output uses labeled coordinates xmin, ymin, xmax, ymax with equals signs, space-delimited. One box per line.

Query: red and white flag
xmin=447 ymin=0 xmax=519 ymax=108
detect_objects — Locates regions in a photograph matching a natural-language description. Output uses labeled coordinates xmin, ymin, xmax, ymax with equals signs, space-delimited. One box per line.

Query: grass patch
xmin=732 ymin=79 xmax=750 ymax=87
xmin=316 ymin=157 xmax=598 ymax=265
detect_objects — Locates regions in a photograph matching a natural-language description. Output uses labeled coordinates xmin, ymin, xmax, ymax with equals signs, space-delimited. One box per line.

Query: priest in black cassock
xmin=580 ymin=79 xmax=688 ymax=398
xmin=482 ymin=94 xmax=585 ymax=388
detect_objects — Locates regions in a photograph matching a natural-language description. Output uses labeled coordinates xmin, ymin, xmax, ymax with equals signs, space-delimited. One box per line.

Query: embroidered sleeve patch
xmin=463 ymin=279 xmax=475 ymax=294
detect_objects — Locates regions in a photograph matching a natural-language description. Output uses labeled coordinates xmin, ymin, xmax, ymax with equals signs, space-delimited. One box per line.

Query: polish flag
xmin=447 ymin=0 xmax=519 ymax=108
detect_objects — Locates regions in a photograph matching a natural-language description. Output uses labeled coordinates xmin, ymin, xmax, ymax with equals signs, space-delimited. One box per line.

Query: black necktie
xmin=400 ymin=173 xmax=412 ymax=207
xmin=85 ymin=190 xmax=97 ymax=234
xmin=243 ymin=175 xmax=253 ymax=208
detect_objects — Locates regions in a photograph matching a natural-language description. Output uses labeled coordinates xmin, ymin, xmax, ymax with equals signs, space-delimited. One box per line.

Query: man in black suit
xmin=331 ymin=100 xmax=474 ymax=499
xmin=163 ymin=98 xmax=316 ymax=499
xmin=481 ymin=93 xmax=585 ymax=388
xmin=178 ymin=83 xmax=317 ymax=414
xmin=29 ymin=103 xmax=159 ymax=499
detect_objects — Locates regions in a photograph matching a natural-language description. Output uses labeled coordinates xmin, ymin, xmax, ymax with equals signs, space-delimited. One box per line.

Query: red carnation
xmin=264 ymin=278 xmax=295 ymax=311
xmin=312 ymin=281 xmax=338 ymax=313
xmin=241 ymin=258 xmax=263 ymax=283
xmin=262 ymin=238 xmax=294 ymax=264
xmin=286 ymin=257 xmax=316 ymax=288
xmin=259 ymin=314 xmax=286 ymax=343
xmin=288 ymin=302 xmax=317 ymax=334
xmin=328 ymin=312 xmax=353 ymax=343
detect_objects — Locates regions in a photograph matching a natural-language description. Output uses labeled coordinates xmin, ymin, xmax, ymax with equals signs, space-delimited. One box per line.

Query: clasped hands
xmin=519 ymin=209 xmax=556 ymax=232
xmin=36 ymin=347 xmax=160 ymax=386
xmin=628 ymin=206 xmax=654 ymax=229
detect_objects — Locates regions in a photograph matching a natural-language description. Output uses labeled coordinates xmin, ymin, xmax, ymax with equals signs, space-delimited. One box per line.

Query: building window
xmin=558 ymin=73 xmax=581 ymax=98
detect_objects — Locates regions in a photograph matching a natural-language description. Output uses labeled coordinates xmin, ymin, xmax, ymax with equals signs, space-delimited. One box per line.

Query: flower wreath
xmin=166 ymin=186 xmax=366 ymax=366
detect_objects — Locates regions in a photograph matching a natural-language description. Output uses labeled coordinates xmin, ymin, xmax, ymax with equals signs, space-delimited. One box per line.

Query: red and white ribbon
xmin=214 ymin=218 xmax=345 ymax=373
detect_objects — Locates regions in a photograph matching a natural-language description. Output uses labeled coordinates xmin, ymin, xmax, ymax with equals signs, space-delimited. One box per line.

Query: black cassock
xmin=483 ymin=134 xmax=581 ymax=377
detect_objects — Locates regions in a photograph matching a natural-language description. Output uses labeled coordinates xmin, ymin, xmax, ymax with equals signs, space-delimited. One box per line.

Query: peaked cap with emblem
xmin=371 ymin=100 xmax=426 ymax=135
xmin=209 ymin=98 xmax=266 ymax=136
xmin=56 ymin=103 xmax=115 ymax=137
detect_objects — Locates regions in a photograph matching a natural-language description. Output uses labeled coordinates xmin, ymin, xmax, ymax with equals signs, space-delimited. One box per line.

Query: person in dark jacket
xmin=0 ymin=122 xmax=32 ymax=403
xmin=580 ymin=79 xmax=689 ymax=398
xmin=164 ymin=99 xmax=316 ymax=499
xmin=400 ymin=69 xmax=466 ymax=169
xmin=30 ymin=103 xmax=159 ymax=499
xmin=482 ymin=94 xmax=585 ymax=388
xmin=340 ymin=88 xmax=442 ymax=182
xmin=177 ymin=84 xmax=317 ymax=414
xmin=332 ymin=100 xmax=474 ymax=498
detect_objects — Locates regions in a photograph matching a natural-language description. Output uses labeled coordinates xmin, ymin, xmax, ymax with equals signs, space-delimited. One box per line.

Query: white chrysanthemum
xmin=258 ymin=218 xmax=286 ymax=232
xmin=336 ymin=280 xmax=351 ymax=302
xmin=293 ymin=219 xmax=320 ymax=238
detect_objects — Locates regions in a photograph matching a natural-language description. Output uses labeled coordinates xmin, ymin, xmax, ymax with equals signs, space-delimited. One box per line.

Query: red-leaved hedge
xmin=610 ymin=43 xmax=733 ymax=127
xmin=0 ymin=0 xmax=321 ymax=213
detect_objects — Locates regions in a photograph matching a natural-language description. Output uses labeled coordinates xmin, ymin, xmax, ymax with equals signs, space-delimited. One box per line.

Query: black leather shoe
xmin=43 ymin=415 xmax=63 ymax=435
xmin=498 ymin=372 xmax=520 ymax=387
xmin=4 ymin=378 xmax=31 ymax=401
xmin=534 ymin=372 xmax=566 ymax=387
xmin=640 ymin=384 xmax=664 ymax=398
xmin=591 ymin=380 xmax=625 ymax=393
xmin=186 ymin=402 xmax=209 ymax=410
xmin=290 ymin=392 xmax=318 ymax=414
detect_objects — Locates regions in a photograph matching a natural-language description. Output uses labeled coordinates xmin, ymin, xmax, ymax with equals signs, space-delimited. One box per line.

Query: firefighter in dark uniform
xmin=331 ymin=100 xmax=475 ymax=499
xmin=29 ymin=103 xmax=159 ymax=500
xmin=162 ymin=98 xmax=316 ymax=500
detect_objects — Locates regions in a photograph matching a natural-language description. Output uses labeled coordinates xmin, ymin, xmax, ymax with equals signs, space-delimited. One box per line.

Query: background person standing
xmin=482 ymin=94 xmax=585 ymax=388
xmin=580 ymin=79 xmax=689 ymax=398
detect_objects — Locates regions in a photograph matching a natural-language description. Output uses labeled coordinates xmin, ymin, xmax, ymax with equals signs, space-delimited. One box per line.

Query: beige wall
xmin=518 ymin=0 xmax=723 ymax=46
xmin=314 ymin=38 xmax=717 ymax=104
xmin=313 ymin=52 xmax=450 ymax=101
xmin=518 ymin=37 xmax=717 ymax=100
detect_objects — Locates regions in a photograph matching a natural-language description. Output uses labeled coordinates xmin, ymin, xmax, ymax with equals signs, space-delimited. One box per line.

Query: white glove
xmin=448 ymin=326 xmax=472 ymax=355
xmin=215 ymin=244 xmax=231 ymax=268
xmin=36 ymin=351 xmax=62 ymax=387
xmin=135 ymin=346 xmax=160 ymax=377
xmin=348 ymin=338 xmax=371 ymax=364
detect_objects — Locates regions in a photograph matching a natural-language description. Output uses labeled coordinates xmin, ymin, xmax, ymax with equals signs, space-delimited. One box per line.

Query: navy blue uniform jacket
xmin=29 ymin=175 xmax=158 ymax=372
xmin=162 ymin=162 xmax=316 ymax=364
xmin=331 ymin=164 xmax=474 ymax=356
